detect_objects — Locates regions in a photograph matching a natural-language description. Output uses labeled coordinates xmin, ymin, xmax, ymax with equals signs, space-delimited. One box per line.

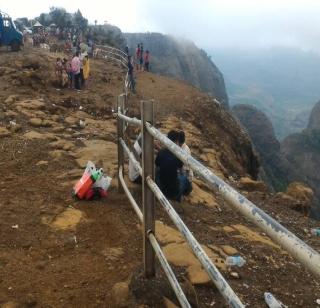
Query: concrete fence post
xmin=141 ymin=100 xmax=155 ymax=277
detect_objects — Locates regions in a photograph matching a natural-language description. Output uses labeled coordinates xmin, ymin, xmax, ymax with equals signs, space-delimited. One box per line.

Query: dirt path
xmin=0 ymin=48 xmax=319 ymax=307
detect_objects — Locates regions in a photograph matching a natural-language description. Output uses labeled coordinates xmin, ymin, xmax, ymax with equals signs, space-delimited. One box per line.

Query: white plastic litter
xmin=225 ymin=256 xmax=246 ymax=267
xmin=264 ymin=292 xmax=287 ymax=308
xmin=93 ymin=175 xmax=112 ymax=192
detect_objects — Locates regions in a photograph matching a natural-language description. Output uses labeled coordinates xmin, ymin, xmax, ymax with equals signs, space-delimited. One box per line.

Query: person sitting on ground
xmin=178 ymin=131 xmax=194 ymax=186
xmin=155 ymin=130 xmax=192 ymax=202
xmin=144 ymin=50 xmax=150 ymax=71
xmin=129 ymin=134 xmax=142 ymax=184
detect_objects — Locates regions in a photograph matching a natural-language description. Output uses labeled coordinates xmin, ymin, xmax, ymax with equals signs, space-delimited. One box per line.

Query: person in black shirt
xmin=155 ymin=130 xmax=191 ymax=202
xmin=127 ymin=56 xmax=136 ymax=93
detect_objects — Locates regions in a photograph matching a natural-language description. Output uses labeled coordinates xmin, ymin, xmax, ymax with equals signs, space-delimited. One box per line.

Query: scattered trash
xmin=264 ymin=292 xmax=287 ymax=308
xmin=11 ymin=224 xmax=19 ymax=229
xmin=230 ymin=271 xmax=240 ymax=279
xmin=79 ymin=119 xmax=86 ymax=128
xmin=225 ymin=256 xmax=246 ymax=267
xmin=9 ymin=120 xmax=16 ymax=126
xmin=316 ymin=299 xmax=320 ymax=305
xmin=79 ymin=106 xmax=83 ymax=110
xmin=311 ymin=228 xmax=320 ymax=236
xmin=72 ymin=161 xmax=112 ymax=200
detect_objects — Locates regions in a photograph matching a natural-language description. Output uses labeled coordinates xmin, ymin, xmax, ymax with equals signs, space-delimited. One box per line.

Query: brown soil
xmin=0 ymin=48 xmax=319 ymax=308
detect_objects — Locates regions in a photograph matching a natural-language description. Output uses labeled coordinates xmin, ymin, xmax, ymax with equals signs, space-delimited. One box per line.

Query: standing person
xmin=139 ymin=43 xmax=144 ymax=70
xmin=55 ymin=58 xmax=63 ymax=77
xmin=82 ymin=54 xmax=90 ymax=89
xmin=128 ymin=56 xmax=136 ymax=93
xmin=135 ymin=44 xmax=141 ymax=70
xmin=71 ymin=52 xmax=81 ymax=90
xmin=178 ymin=131 xmax=194 ymax=185
xmin=155 ymin=130 xmax=191 ymax=202
xmin=79 ymin=51 xmax=87 ymax=88
xmin=64 ymin=57 xmax=73 ymax=89
xmin=144 ymin=50 xmax=150 ymax=72
xmin=129 ymin=134 xmax=142 ymax=184
xmin=125 ymin=45 xmax=129 ymax=55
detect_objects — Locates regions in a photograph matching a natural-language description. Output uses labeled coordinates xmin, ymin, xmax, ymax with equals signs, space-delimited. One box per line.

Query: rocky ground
xmin=0 ymin=47 xmax=320 ymax=307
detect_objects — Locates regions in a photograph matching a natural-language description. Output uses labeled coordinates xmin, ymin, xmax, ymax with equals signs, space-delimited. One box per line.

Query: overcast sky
xmin=2 ymin=0 xmax=320 ymax=52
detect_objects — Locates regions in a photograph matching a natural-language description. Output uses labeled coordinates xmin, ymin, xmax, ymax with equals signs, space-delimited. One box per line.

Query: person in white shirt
xmin=129 ymin=134 xmax=142 ymax=183
xmin=178 ymin=131 xmax=194 ymax=183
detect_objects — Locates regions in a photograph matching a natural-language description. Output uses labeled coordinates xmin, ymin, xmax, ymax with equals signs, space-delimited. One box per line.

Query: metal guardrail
xmin=102 ymin=43 xmax=320 ymax=305
xmin=116 ymin=107 xmax=320 ymax=279
xmin=118 ymin=165 xmax=191 ymax=308
xmin=145 ymin=122 xmax=320 ymax=278
xmin=120 ymin=136 xmax=244 ymax=307
xmin=116 ymin=98 xmax=245 ymax=307
xmin=95 ymin=44 xmax=128 ymax=68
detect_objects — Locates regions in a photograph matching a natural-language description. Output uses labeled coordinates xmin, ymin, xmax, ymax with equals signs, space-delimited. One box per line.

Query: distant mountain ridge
xmin=212 ymin=47 xmax=320 ymax=139
xmin=232 ymin=104 xmax=294 ymax=192
xmin=232 ymin=102 xmax=320 ymax=218
xmin=125 ymin=32 xmax=229 ymax=108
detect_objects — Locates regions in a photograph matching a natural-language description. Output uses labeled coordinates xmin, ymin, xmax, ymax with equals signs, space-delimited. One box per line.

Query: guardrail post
xmin=141 ymin=100 xmax=155 ymax=277
xmin=117 ymin=95 xmax=124 ymax=193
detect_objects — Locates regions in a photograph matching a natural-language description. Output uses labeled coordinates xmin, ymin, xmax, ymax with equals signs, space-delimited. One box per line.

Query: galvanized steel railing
xmin=116 ymin=97 xmax=245 ymax=307
xmin=95 ymin=44 xmax=128 ymax=68
xmin=115 ymin=95 xmax=320 ymax=306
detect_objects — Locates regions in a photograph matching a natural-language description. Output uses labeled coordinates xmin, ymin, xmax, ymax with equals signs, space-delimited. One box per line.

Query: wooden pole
xmin=141 ymin=100 xmax=155 ymax=277
xmin=117 ymin=95 xmax=124 ymax=193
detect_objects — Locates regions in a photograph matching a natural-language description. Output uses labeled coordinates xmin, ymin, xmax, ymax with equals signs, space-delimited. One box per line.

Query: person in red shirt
xmin=144 ymin=50 xmax=150 ymax=71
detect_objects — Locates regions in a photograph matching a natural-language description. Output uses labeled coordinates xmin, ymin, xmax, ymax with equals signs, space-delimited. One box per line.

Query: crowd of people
xmin=55 ymin=50 xmax=90 ymax=90
xmin=129 ymin=130 xmax=193 ymax=203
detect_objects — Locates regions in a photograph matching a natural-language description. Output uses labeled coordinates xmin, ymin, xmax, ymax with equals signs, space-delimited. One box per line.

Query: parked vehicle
xmin=0 ymin=11 xmax=23 ymax=51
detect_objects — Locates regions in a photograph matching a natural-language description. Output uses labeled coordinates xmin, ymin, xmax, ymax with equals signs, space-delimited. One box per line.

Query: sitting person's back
xmin=156 ymin=147 xmax=183 ymax=199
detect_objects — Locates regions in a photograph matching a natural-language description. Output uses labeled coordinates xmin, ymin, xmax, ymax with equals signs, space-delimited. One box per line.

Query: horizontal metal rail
xmin=146 ymin=176 xmax=244 ymax=308
xmin=96 ymin=44 xmax=128 ymax=58
xmin=118 ymin=158 xmax=191 ymax=307
xmin=117 ymin=112 xmax=142 ymax=126
xmin=148 ymin=232 xmax=191 ymax=308
xmin=101 ymin=53 xmax=127 ymax=68
xmin=145 ymin=122 xmax=320 ymax=278
xmin=119 ymin=165 xmax=143 ymax=222
xmin=101 ymin=50 xmax=128 ymax=67
xmin=120 ymin=138 xmax=142 ymax=175
xmin=120 ymin=136 xmax=244 ymax=307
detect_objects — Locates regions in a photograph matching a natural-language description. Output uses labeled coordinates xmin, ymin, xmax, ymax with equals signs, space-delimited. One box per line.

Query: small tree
xmin=73 ymin=9 xmax=88 ymax=32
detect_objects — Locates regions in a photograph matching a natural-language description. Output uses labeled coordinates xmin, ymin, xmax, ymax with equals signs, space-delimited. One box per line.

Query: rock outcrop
xmin=281 ymin=101 xmax=320 ymax=217
xmin=125 ymin=33 xmax=229 ymax=108
xmin=307 ymin=100 xmax=320 ymax=130
xmin=232 ymin=104 xmax=294 ymax=191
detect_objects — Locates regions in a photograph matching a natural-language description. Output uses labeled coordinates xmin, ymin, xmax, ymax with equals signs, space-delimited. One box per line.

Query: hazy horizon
xmin=2 ymin=0 xmax=320 ymax=54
